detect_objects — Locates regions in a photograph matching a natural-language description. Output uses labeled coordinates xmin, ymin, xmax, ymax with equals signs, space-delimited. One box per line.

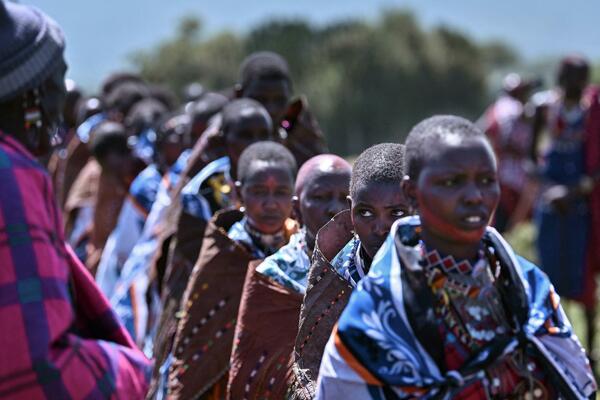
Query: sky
xmin=19 ymin=0 xmax=600 ymax=91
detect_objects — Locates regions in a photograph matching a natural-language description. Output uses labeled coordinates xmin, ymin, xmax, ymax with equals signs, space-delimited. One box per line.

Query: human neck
xmin=420 ymin=228 xmax=481 ymax=261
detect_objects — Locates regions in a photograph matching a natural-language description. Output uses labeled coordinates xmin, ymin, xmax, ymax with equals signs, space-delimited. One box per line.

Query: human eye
xmin=358 ymin=209 xmax=374 ymax=218
xmin=391 ymin=209 xmax=405 ymax=218
xmin=480 ymin=175 xmax=497 ymax=185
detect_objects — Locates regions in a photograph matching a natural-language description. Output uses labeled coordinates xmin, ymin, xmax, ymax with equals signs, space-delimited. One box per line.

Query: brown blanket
xmin=168 ymin=209 xmax=257 ymax=400
xmin=289 ymin=210 xmax=354 ymax=400
xmin=228 ymin=260 xmax=304 ymax=400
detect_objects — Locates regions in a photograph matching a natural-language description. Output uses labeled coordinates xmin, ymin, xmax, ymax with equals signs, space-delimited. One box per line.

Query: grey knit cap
xmin=0 ymin=1 xmax=65 ymax=102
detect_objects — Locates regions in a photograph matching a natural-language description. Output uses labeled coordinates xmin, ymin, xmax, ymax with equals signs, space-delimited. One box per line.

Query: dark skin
xmin=294 ymin=167 xmax=351 ymax=252
xmin=403 ymin=136 xmax=500 ymax=260
xmin=349 ymin=182 xmax=410 ymax=261
xmin=223 ymin=110 xmax=273 ymax=179
xmin=240 ymin=78 xmax=291 ymax=128
xmin=237 ymin=161 xmax=295 ymax=235
xmin=0 ymin=61 xmax=67 ymax=157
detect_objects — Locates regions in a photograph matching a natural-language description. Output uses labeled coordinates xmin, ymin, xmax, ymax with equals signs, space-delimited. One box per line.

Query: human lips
xmin=458 ymin=211 xmax=488 ymax=230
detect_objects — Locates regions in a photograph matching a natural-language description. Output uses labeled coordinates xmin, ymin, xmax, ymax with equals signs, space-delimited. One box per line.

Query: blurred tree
xmin=131 ymin=10 xmax=519 ymax=155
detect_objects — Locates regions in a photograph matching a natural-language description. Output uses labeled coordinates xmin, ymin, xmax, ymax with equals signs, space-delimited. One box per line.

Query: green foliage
xmin=131 ymin=11 xmax=513 ymax=155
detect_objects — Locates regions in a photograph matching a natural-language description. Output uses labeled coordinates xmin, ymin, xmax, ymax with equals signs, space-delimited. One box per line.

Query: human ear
xmin=401 ymin=176 xmax=418 ymax=212
xmin=234 ymin=84 xmax=243 ymax=99
xmin=292 ymin=195 xmax=303 ymax=226
xmin=235 ymin=180 xmax=244 ymax=206
xmin=346 ymin=195 xmax=353 ymax=210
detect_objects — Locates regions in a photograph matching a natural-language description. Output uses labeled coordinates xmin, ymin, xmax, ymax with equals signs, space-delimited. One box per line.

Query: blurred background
xmin=25 ymin=0 xmax=600 ymax=156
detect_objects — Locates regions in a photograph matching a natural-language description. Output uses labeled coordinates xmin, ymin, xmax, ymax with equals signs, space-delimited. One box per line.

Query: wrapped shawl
xmin=0 ymin=132 xmax=151 ymax=399
xmin=227 ymin=260 xmax=304 ymax=399
xmin=290 ymin=210 xmax=354 ymax=400
xmin=167 ymin=209 xmax=257 ymax=399
xmin=317 ymin=216 xmax=596 ymax=399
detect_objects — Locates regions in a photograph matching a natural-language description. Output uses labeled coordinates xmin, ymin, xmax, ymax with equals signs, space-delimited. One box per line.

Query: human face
xmin=239 ymin=162 xmax=295 ymax=234
xmin=296 ymin=169 xmax=351 ymax=249
xmin=243 ymin=78 xmax=291 ymax=126
xmin=350 ymin=182 xmax=410 ymax=259
xmin=403 ymin=136 xmax=499 ymax=259
xmin=224 ymin=113 xmax=272 ymax=175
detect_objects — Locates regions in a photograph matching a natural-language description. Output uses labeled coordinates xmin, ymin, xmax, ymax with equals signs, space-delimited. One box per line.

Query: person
xmin=0 ymin=1 xmax=151 ymax=397
xmin=534 ymin=56 xmax=600 ymax=358
xmin=228 ymin=154 xmax=352 ymax=399
xmin=95 ymin=112 xmax=190 ymax=302
xmin=317 ymin=115 xmax=596 ymax=399
xmin=166 ymin=142 xmax=298 ymax=399
xmin=64 ymin=121 xmax=139 ymax=273
xmin=235 ymin=51 xmax=328 ymax=166
xmin=477 ymin=73 xmax=539 ymax=232
xmin=290 ymin=143 xmax=409 ymax=399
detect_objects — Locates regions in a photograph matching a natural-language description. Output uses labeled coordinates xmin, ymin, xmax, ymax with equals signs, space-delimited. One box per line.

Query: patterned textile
xmin=227 ymin=216 xmax=296 ymax=260
xmin=289 ymin=210 xmax=354 ymax=400
xmin=255 ymin=230 xmax=311 ymax=294
xmin=0 ymin=131 xmax=151 ymax=399
xmin=331 ymin=236 xmax=367 ymax=288
xmin=228 ymin=260 xmax=304 ymax=400
xmin=181 ymin=156 xmax=232 ymax=221
xmin=317 ymin=216 xmax=596 ymax=399
xmin=166 ymin=210 xmax=257 ymax=400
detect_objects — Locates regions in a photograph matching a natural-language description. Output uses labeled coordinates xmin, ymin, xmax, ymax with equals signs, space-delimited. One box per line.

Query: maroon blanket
xmin=290 ymin=211 xmax=354 ymax=399
xmin=228 ymin=261 xmax=303 ymax=399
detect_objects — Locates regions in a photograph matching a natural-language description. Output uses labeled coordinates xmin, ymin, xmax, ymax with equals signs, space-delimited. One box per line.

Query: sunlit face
xmin=296 ymin=169 xmax=351 ymax=249
xmin=242 ymin=78 xmax=291 ymax=126
xmin=404 ymin=136 xmax=500 ymax=256
xmin=224 ymin=111 xmax=273 ymax=173
xmin=239 ymin=162 xmax=295 ymax=234
xmin=350 ymin=181 xmax=410 ymax=259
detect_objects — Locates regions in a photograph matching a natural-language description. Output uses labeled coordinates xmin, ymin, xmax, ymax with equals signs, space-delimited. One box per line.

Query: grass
xmin=505 ymin=222 xmax=600 ymax=386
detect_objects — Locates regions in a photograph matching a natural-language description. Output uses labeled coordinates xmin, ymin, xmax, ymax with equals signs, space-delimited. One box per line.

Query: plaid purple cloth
xmin=0 ymin=132 xmax=151 ymax=399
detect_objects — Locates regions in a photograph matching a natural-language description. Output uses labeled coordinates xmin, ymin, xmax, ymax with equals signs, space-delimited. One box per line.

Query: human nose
xmin=327 ymin=197 xmax=347 ymax=218
xmin=463 ymin=181 xmax=483 ymax=204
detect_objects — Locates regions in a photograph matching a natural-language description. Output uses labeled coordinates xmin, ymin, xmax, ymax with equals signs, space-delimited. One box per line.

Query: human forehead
xmin=302 ymin=169 xmax=350 ymax=194
xmin=243 ymin=161 xmax=294 ymax=186
xmin=352 ymin=181 xmax=405 ymax=206
xmin=421 ymin=136 xmax=496 ymax=173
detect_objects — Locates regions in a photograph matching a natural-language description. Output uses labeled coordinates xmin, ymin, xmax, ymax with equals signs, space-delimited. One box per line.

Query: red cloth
xmin=0 ymin=132 xmax=151 ymax=399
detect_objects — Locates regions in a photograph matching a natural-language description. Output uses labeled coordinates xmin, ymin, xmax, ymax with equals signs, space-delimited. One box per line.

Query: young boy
xmin=290 ymin=143 xmax=409 ymax=399
xmin=317 ymin=116 xmax=596 ymax=399
xmin=228 ymin=154 xmax=352 ymax=399
xmin=166 ymin=142 xmax=297 ymax=400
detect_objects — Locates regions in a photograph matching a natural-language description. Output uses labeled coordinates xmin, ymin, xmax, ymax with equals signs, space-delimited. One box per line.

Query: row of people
xmin=2 ymin=2 xmax=600 ymax=399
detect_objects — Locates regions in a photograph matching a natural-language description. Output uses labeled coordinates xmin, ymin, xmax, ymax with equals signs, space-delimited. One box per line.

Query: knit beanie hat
xmin=0 ymin=1 xmax=65 ymax=103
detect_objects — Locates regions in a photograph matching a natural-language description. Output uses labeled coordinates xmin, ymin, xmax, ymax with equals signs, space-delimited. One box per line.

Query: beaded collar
xmin=419 ymin=241 xmax=485 ymax=275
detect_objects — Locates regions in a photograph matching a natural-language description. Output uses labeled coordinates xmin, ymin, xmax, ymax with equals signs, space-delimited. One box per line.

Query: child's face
xmin=240 ymin=162 xmax=294 ymax=235
xmin=297 ymin=169 xmax=351 ymax=247
xmin=243 ymin=78 xmax=291 ymax=126
xmin=350 ymin=182 xmax=410 ymax=259
xmin=405 ymin=136 xmax=500 ymax=252
xmin=225 ymin=113 xmax=272 ymax=170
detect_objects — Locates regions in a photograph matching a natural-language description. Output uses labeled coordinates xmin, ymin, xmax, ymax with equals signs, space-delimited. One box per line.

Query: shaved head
xmin=294 ymin=154 xmax=352 ymax=251
xmin=295 ymin=154 xmax=351 ymax=196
